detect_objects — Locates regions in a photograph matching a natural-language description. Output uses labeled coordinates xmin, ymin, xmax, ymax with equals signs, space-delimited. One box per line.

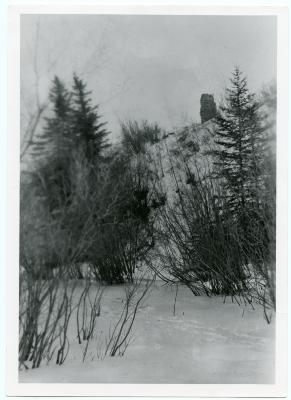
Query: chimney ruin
xmin=200 ymin=94 xmax=217 ymax=124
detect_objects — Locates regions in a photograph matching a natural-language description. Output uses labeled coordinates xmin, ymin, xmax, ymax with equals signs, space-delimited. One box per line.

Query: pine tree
xmin=31 ymin=77 xmax=73 ymax=213
xmin=32 ymin=76 xmax=72 ymax=160
xmin=31 ymin=75 xmax=110 ymax=212
xmin=22 ymin=75 xmax=112 ymax=277
xmin=211 ymin=67 xmax=272 ymax=280
xmin=212 ymin=67 xmax=267 ymax=219
xmin=71 ymin=74 xmax=109 ymax=162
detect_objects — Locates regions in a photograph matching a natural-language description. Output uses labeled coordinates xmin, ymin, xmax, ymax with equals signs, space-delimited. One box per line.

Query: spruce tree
xmin=31 ymin=77 xmax=73 ymax=213
xmin=24 ymin=75 xmax=111 ymax=275
xmin=31 ymin=75 xmax=110 ymax=212
xmin=212 ymin=67 xmax=267 ymax=219
xmin=71 ymin=74 xmax=109 ymax=162
xmin=212 ymin=67 xmax=271 ymax=277
xmin=32 ymin=76 xmax=72 ymax=160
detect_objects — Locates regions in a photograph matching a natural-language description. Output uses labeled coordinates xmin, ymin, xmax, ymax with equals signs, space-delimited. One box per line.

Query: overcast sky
xmin=21 ymin=14 xmax=277 ymax=140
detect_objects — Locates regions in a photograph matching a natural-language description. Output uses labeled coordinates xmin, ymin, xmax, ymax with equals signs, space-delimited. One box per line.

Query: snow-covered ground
xmin=19 ymin=280 xmax=275 ymax=384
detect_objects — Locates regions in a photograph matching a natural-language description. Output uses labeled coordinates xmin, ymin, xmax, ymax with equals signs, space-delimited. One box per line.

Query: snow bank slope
xmin=19 ymin=282 xmax=274 ymax=384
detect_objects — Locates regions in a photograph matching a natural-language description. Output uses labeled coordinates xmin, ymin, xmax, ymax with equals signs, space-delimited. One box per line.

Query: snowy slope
xmin=19 ymin=281 xmax=274 ymax=384
xmin=142 ymin=120 xmax=217 ymax=205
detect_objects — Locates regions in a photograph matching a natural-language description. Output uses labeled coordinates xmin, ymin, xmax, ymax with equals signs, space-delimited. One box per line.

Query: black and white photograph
xmin=5 ymin=4 xmax=288 ymax=397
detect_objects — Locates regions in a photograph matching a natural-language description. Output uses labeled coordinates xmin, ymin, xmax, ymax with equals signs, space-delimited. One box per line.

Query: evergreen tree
xmin=212 ymin=67 xmax=267 ymax=219
xmin=71 ymin=74 xmax=109 ymax=162
xmin=212 ymin=67 xmax=273 ymax=279
xmin=31 ymin=77 xmax=73 ymax=213
xmin=32 ymin=76 xmax=72 ymax=160
xmin=23 ymin=75 xmax=111 ymax=275
xmin=31 ymin=75 xmax=110 ymax=213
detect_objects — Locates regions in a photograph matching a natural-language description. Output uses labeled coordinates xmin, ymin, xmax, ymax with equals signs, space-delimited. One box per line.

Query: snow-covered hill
xmin=137 ymin=119 xmax=217 ymax=206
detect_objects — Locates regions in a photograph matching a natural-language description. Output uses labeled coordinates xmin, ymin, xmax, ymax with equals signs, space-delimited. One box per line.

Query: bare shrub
xmin=90 ymin=218 xmax=154 ymax=284
xmin=121 ymin=120 xmax=161 ymax=155
xmin=104 ymin=275 xmax=154 ymax=357
xmin=238 ymin=160 xmax=276 ymax=320
xmin=153 ymin=164 xmax=246 ymax=298
xmin=87 ymin=148 xmax=158 ymax=284
xmin=152 ymin=147 xmax=275 ymax=313
xmin=76 ymin=279 xmax=104 ymax=362
xmin=19 ymin=269 xmax=76 ymax=369
xmin=19 ymin=155 xmax=108 ymax=368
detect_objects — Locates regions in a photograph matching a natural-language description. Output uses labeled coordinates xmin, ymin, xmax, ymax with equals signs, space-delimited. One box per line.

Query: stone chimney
xmin=200 ymin=94 xmax=217 ymax=124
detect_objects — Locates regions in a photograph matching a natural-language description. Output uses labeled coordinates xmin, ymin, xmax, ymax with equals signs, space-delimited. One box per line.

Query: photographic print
xmin=5 ymin=4 xmax=288 ymax=397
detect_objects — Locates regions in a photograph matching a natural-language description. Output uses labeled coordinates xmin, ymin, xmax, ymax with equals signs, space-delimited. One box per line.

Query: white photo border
xmin=6 ymin=3 xmax=288 ymax=397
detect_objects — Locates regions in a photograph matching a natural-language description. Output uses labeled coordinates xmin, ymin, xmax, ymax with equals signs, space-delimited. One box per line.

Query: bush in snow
xmin=121 ymin=120 xmax=161 ymax=155
xmin=19 ymin=268 xmax=76 ymax=369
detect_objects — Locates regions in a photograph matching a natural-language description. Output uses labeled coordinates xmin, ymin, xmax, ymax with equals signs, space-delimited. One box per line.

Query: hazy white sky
xmin=21 ymin=14 xmax=277 ymax=139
